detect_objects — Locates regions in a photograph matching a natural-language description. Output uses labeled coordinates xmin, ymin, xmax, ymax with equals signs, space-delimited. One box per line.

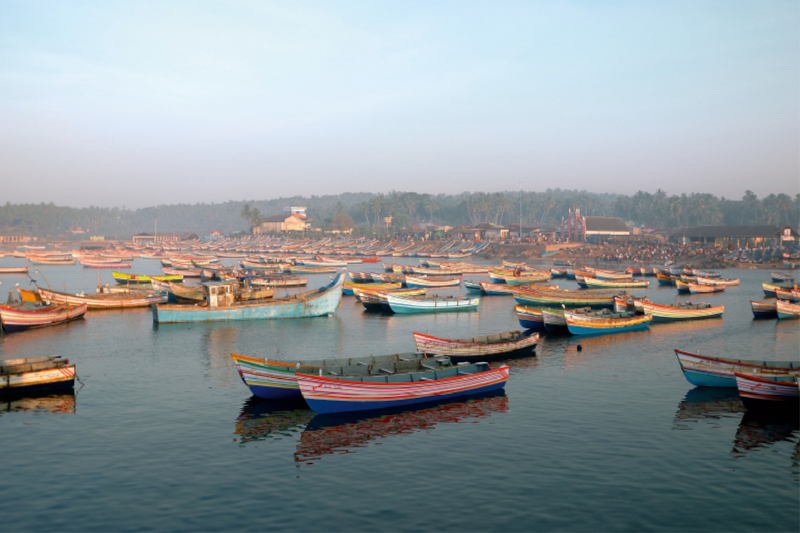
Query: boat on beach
xmin=413 ymin=331 xmax=538 ymax=362
xmin=673 ymin=350 xmax=800 ymax=388
xmin=0 ymin=356 xmax=75 ymax=396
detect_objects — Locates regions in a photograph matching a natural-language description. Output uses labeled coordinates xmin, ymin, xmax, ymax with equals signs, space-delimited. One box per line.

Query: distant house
xmin=672 ymin=225 xmax=798 ymax=247
xmin=583 ymin=217 xmax=631 ymax=240
xmin=477 ymin=223 xmax=509 ymax=240
xmin=132 ymin=232 xmax=180 ymax=244
xmin=254 ymin=213 xmax=312 ymax=234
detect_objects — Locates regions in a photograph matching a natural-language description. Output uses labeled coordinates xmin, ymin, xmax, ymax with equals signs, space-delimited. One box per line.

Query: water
xmin=1 ymin=258 xmax=798 ymax=531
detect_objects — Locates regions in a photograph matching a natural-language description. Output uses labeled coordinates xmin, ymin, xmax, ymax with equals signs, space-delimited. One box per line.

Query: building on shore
xmin=0 ymin=235 xmax=37 ymax=244
xmin=254 ymin=213 xmax=312 ymax=234
xmin=560 ymin=207 xmax=631 ymax=242
xmin=672 ymin=225 xmax=799 ymax=247
xmin=132 ymin=232 xmax=198 ymax=244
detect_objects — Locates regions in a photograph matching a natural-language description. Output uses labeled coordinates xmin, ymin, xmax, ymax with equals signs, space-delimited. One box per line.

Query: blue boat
xmin=515 ymin=306 xmax=546 ymax=330
xmin=152 ymin=273 xmax=344 ymax=323
xmin=385 ymin=294 xmax=479 ymax=314
xmin=464 ymin=280 xmax=483 ymax=293
xmin=674 ymin=350 xmax=799 ymax=388
xmin=564 ymin=310 xmax=652 ymax=336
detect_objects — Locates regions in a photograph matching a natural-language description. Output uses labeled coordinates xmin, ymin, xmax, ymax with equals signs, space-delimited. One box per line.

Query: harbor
xmin=0 ymin=244 xmax=797 ymax=531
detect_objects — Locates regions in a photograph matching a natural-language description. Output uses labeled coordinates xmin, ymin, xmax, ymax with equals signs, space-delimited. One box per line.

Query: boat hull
xmin=0 ymin=303 xmax=87 ymax=332
xmin=674 ymin=350 xmax=800 ymax=388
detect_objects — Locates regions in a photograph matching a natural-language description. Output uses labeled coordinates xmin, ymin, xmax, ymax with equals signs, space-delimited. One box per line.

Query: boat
xmin=478 ymin=281 xmax=515 ymax=296
xmin=513 ymin=289 xmax=616 ymax=308
xmin=593 ymin=269 xmax=633 ymax=281
xmin=0 ymin=356 xmax=75 ymax=396
xmin=515 ymin=306 xmax=545 ymax=330
xmin=231 ymin=351 xmax=451 ymax=399
xmin=385 ymin=294 xmax=479 ymax=314
xmin=27 ymin=257 xmax=75 ymax=265
xmin=583 ymin=277 xmax=649 ymax=289
xmin=249 ymin=276 xmax=308 ymax=288
xmin=404 ymin=275 xmax=461 ymax=288
xmin=81 ymin=260 xmax=132 ymax=268
xmin=464 ymin=280 xmax=483 ymax=292
xmin=697 ymin=276 xmax=739 ymax=287
xmin=675 ymin=279 xmax=691 ymax=293
xmin=0 ymin=288 xmax=87 ymax=332
xmin=775 ymin=299 xmax=800 ymax=319
xmin=634 ymin=300 xmax=723 ymax=322
xmin=734 ymin=373 xmax=798 ymax=413
xmin=761 ymin=282 xmax=794 ymax=297
xmin=152 ymin=273 xmax=344 ymax=323
xmin=774 ymin=288 xmax=800 ymax=302
xmin=112 ymin=272 xmax=183 ymax=285
xmin=750 ymin=300 xmax=777 ymax=318
xmin=38 ymin=286 xmax=167 ymax=309
xmin=354 ymin=288 xmax=426 ymax=311
xmin=0 ymin=267 xmax=30 ymax=274
xmin=564 ymin=310 xmax=652 ymax=335
xmin=673 ymin=350 xmax=800 ymax=388
xmin=413 ymin=331 xmax=538 ymax=362
xmin=771 ymin=272 xmax=795 ymax=283
xmin=288 ymin=265 xmax=340 ymax=274
xmin=296 ymin=362 xmax=510 ymax=413
xmin=343 ymin=281 xmax=401 ymax=296
xmin=688 ymin=283 xmax=725 ymax=294
xmin=656 ymin=273 xmax=678 ymax=285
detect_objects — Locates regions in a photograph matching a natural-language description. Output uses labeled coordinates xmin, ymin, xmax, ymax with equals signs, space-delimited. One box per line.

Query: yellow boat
xmin=112 ymin=271 xmax=183 ymax=285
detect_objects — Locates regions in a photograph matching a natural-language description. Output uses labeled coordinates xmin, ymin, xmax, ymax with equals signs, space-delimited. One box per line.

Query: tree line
xmin=1 ymin=189 xmax=797 ymax=238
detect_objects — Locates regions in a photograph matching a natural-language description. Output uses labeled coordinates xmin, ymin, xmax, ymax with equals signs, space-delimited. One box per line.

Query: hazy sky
xmin=1 ymin=1 xmax=798 ymax=208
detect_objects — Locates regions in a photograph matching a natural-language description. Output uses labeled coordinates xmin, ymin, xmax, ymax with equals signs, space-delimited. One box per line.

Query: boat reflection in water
xmin=0 ymin=391 xmax=76 ymax=415
xmin=233 ymin=391 xmax=509 ymax=466
xmin=295 ymin=391 xmax=508 ymax=466
xmin=673 ymin=388 xmax=799 ymax=462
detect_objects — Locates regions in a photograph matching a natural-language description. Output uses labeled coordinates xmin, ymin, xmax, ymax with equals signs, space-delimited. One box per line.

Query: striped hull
xmin=584 ymin=277 xmax=648 ymax=289
xmin=735 ymin=373 xmax=799 ymax=412
xmin=688 ymin=283 xmax=725 ymax=294
xmin=541 ymin=309 xmax=568 ymax=332
xmin=404 ymin=275 xmax=461 ymax=288
xmin=750 ymin=300 xmax=777 ymax=318
xmin=231 ymin=354 xmax=303 ymax=399
xmin=386 ymin=295 xmax=479 ymax=314
xmin=479 ymin=282 xmax=515 ymax=295
xmin=0 ymin=303 xmax=87 ymax=332
xmin=516 ymin=306 xmax=546 ymax=330
xmin=39 ymin=288 xmax=167 ymax=309
xmin=0 ymin=267 xmax=30 ymax=274
xmin=513 ymin=292 xmax=613 ymax=308
xmin=674 ymin=350 xmax=800 ymax=388
xmin=776 ymin=300 xmax=800 ymax=319
xmin=297 ymin=366 xmax=509 ymax=414
xmin=413 ymin=332 xmax=538 ymax=362
xmin=637 ymin=301 xmax=724 ymax=322
xmin=0 ymin=365 xmax=75 ymax=395
xmin=81 ymin=261 xmax=132 ymax=268
xmin=564 ymin=312 xmax=652 ymax=336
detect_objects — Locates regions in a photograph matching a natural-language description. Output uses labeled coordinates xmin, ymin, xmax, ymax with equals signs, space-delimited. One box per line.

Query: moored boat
xmin=385 ymin=293 xmax=479 ymax=314
xmin=112 ymin=272 xmax=183 ymax=285
xmin=516 ymin=305 xmax=545 ymax=330
xmin=634 ymin=300 xmax=723 ymax=322
xmin=0 ymin=356 xmax=75 ymax=396
xmin=343 ymin=281 xmax=401 ymax=296
xmin=750 ymin=300 xmax=777 ymax=318
xmin=0 ymin=288 xmax=87 ymax=332
xmin=584 ymin=277 xmax=649 ymax=289
xmin=564 ymin=310 xmax=652 ymax=335
xmin=688 ymin=283 xmax=725 ymax=294
xmin=734 ymin=373 xmax=799 ymax=413
xmin=413 ymin=331 xmax=538 ymax=362
xmin=404 ymin=275 xmax=461 ymax=288
xmin=0 ymin=267 xmax=30 ymax=274
xmin=39 ymin=287 xmax=167 ymax=309
xmin=775 ymin=299 xmax=800 ymax=319
xmin=674 ymin=349 xmax=800 ymax=388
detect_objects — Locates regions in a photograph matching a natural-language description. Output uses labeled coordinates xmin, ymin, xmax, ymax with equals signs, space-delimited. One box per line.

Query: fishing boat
xmin=774 ymin=288 xmax=800 ymax=302
xmin=675 ymin=279 xmax=691 ymax=293
xmin=112 ymin=272 xmax=183 ymax=285
xmin=761 ymin=282 xmax=793 ymax=297
xmin=27 ymin=257 xmax=75 ymax=265
xmin=152 ymin=273 xmax=344 ymax=323
xmin=413 ymin=331 xmax=538 ymax=362
xmin=287 ymin=265 xmax=340 ymax=274
xmin=464 ymin=280 xmax=483 ymax=292
xmin=0 ymin=267 xmax=29 ymax=274
xmin=673 ymin=350 xmax=800 ymax=387
xmin=475 ymin=281 xmax=513 ymax=296
xmin=771 ymin=272 xmax=795 ymax=283
xmin=353 ymin=288 xmax=426 ymax=311
xmin=348 ymin=271 xmax=373 ymax=282
xmin=39 ymin=287 xmax=167 ymax=309
xmin=541 ymin=308 xmax=571 ymax=332
xmin=656 ymin=273 xmax=678 ymax=286
xmin=81 ymin=260 xmax=132 ymax=268
xmin=550 ymin=268 xmax=567 ymax=278
xmin=553 ymin=260 xmax=575 ymax=267
xmin=343 ymin=281 xmax=401 ymax=296
xmin=734 ymin=373 xmax=798 ymax=413
xmin=688 ymin=283 xmax=725 ymax=294
xmin=516 ymin=306 xmax=545 ymax=330
xmin=775 ymin=299 xmax=800 ymax=319
xmin=404 ymin=275 xmax=461 ymax=289
xmin=231 ymin=351 xmax=451 ymax=399
xmin=563 ymin=310 xmax=652 ymax=335
xmin=593 ymin=269 xmax=633 ymax=281
xmin=750 ymin=300 xmax=777 ymax=318
xmin=296 ymin=362 xmax=510 ymax=413
xmin=0 ymin=288 xmax=87 ymax=332
xmin=513 ymin=289 xmax=616 ymax=308
xmin=0 ymin=356 xmax=75 ymax=396
xmin=249 ymin=276 xmax=308 ymax=288
xmin=385 ymin=294 xmax=479 ymax=314
xmin=634 ymin=300 xmax=723 ymax=321
xmin=697 ymin=276 xmax=739 ymax=287
xmin=584 ymin=277 xmax=649 ymax=289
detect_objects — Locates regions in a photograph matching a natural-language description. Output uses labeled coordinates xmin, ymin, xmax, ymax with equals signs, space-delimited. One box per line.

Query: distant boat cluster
xmin=0 ymin=234 xmax=798 ymax=415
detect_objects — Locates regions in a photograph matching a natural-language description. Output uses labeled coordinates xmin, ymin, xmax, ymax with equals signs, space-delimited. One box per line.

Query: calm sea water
xmin=0 ymin=257 xmax=797 ymax=532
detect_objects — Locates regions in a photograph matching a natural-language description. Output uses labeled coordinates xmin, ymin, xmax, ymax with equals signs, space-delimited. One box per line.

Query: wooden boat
xmin=761 ymin=282 xmax=797 ymax=297
xmin=516 ymin=306 xmax=545 ymax=330
xmin=81 ymin=260 xmax=132 ymax=268
xmin=774 ymin=288 xmax=800 ymax=302
xmin=750 ymin=300 xmax=777 ymax=318
xmin=674 ymin=350 xmax=800 ymax=387
xmin=231 ymin=352 xmax=450 ymax=399
xmin=464 ymin=280 xmax=483 ymax=292
xmin=550 ymin=268 xmax=567 ymax=278
xmin=634 ymin=300 xmax=723 ymax=321
xmin=0 ymin=356 xmax=75 ymax=396
xmin=513 ymin=289 xmax=616 ymax=308
xmin=347 ymin=271 xmax=373 ymax=282
xmin=404 ymin=275 xmax=461 ymax=288
xmin=776 ymin=299 xmax=800 ymax=319
xmin=540 ymin=308 xmax=573 ymax=332
xmin=288 ymin=265 xmax=340 ymax=274
xmin=675 ymin=279 xmax=690 ymax=293
xmin=0 ymin=288 xmax=87 ymax=332
xmin=296 ymin=259 xmax=349 ymax=267
xmin=27 ymin=257 xmax=75 ymax=265
xmin=584 ymin=277 xmax=648 ymax=289
xmin=112 ymin=272 xmax=183 ymax=285
xmin=697 ymin=276 xmax=739 ymax=286
xmin=688 ymin=283 xmax=725 ymax=294
xmin=734 ymin=373 xmax=798 ymax=412
xmin=296 ymin=362 xmax=509 ymax=413
xmin=0 ymin=267 xmax=29 ymax=274
xmin=152 ymin=273 xmax=344 ymax=323
xmin=553 ymin=260 xmax=575 ymax=267
xmin=163 ymin=266 xmax=201 ymax=277
xmin=593 ymin=269 xmax=633 ymax=281
xmin=385 ymin=294 xmax=479 ymax=314
xmin=239 ymin=260 xmax=286 ymax=271
xmin=564 ymin=310 xmax=652 ymax=335
xmin=478 ymin=281 xmax=515 ymax=296
xmin=413 ymin=331 xmax=538 ymax=362
xmin=771 ymin=272 xmax=795 ymax=283
xmin=249 ymin=276 xmax=308 ymax=288
xmin=656 ymin=273 xmax=678 ymax=285
xmin=343 ymin=281 xmax=401 ymax=296
xmin=353 ymin=288 xmax=425 ymax=311
xmin=39 ymin=287 xmax=167 ymax=309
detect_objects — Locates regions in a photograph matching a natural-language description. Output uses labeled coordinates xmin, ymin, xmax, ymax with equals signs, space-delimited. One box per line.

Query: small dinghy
xmin=413 ymin=330 xmax=538 ymax=362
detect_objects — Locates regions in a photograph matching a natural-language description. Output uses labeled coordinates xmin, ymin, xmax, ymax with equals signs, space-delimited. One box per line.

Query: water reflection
xmin=0 ymin=392 xmax=76 ymax=415
xmin=732 ymin=410 xmax=800 ymax=459
xmin=294 ymin=391 xmax=508 ymax=466
xmin=673 ymin=388 xmax=745 ymax=430
xmin=234 ymin=397 xmax=314 ymax=444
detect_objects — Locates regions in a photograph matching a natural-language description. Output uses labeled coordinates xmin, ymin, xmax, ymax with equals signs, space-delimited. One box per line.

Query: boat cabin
xmin=202 ymin=281 xmax=236 ymax=307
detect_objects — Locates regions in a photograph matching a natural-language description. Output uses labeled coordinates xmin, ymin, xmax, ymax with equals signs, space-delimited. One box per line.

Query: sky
xmin=0 ymin=1 xmax=798 ymax=208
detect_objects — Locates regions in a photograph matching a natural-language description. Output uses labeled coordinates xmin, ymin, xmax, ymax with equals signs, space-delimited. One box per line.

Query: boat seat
xmin=370 ymin=363 xmax=395 ymax=375
xmin=386 ymin=373 xmax=413 ymax=383
xmin=323 ymin=358 xmax=351 ymax=367
xmin=395 ymin=360 xmax=421 ymax=372
xmin=322 ymin=366 xmax=342 ymax=376
xmin=341 ymin=365 xmax=370 ymax=376
xmin=373 ymin=354 xmax=399 ymax=363
xmin=435 ymin=368 xmax=459 ymax=379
